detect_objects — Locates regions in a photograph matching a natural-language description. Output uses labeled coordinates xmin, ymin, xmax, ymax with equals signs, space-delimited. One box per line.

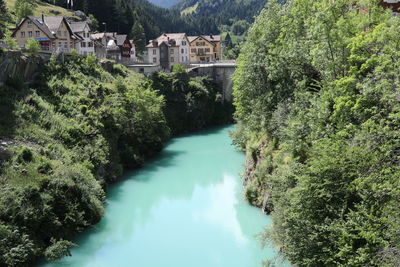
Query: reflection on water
xmin=40 ymin=125 xmax=286 ymax=267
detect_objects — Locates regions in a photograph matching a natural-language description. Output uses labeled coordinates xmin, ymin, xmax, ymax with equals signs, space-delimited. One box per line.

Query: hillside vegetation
xmin=233 ymin=0 xmax=400 ymax=266
xmin=6 ymin=0 xmax=74 ymax=23
xmin=0 ymin=52 xmax=229 ymax=266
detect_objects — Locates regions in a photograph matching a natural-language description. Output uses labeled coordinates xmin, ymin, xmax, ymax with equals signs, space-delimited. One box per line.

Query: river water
xmin=41 ymin=125 xmax=284 ymax=267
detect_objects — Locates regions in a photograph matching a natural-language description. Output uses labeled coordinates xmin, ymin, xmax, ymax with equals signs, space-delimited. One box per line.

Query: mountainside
xmin=176 ymin=0 xmax=268 ymax=33
xmin=43 ymin=0 xmax=267 ymax=40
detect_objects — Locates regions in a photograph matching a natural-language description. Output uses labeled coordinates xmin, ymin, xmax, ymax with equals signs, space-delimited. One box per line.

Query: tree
xmin=233 ymin=0 xmax=400 ymax=265
xmin=26 ymin=38 xmax=40 ymax=56
xmin=44 ymin=240 xmax=76 ymax=262
xmin=224 ymin=32 xmax=232 ymax=49
xmin=0 ymin=0 xmax=8 ymax=38
xmin=130 ymin=20 xmax=146 ymax=55
xmin=4 ymin=30 xmax=19 ymax=50
xmin=14 ymin=0 xmax=33 ymax=23
xmin=88 ymin=14 xmax=99 ymax=32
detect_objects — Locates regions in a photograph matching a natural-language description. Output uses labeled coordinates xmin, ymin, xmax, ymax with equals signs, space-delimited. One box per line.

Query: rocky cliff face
xmin=242 ymin=140 xmax=273 ymax=214
xmin=0 ymin=51 xmax=41 ymax=85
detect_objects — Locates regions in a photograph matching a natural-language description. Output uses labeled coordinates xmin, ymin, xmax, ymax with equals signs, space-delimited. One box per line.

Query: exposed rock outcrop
xmin=0 ymin=51 xmax=41 ymax=85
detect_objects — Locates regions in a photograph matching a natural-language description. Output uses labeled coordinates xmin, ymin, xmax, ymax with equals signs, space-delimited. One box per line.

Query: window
xmin=64 ymin=31 xmax=67 ymax=37
xmin=191 ymin=48 xmax=196 ymax=53
xmin=182 ymin=57 xmax=184 ymax=62
xmin=88 ymin=42 xmax=93 ymax=47
xmin=64 ymin=42 xmax=68 ymax=48
xmin=171 ymin=57 xmax=174 ymax=62
xmin=58 ymin=42 xmax=62 ymax=47
xmin=57 ymin=31 xmax=61 ymax=36
xmin=81 ymin=42 xmax=86 ymax=47
xmin=28 ymin=31 xmax=32 ymax=37
xmin=170 ymin=49 xmax=174 ymax=54
xmin=27 ymin=21 xmax=32 ymax=28
xmin=35 ymin=31 xmax=40 ymax=37
xmin=153 ymin=57 xmax=157 ymax=63
xmin=182 ymin=41 xmax=186 ymax=45
xmin=70 ymin=42 xmax=73 ymax=48
xmin=21 ymin=31 xmax=25 ymax=38
xmin=153 ymin=49 xmax=157 ymax=55
xmin=181 ymin=49 xmax=184 ymax=54
xmin=205 ymin=48 xmax=210 ymax=53
xmin=196 ymin=41 xmax=206 ymax=46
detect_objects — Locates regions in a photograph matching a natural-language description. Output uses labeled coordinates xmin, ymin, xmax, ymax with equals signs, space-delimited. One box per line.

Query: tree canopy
xmin=233 ymin=0 xmax=400 ymax=265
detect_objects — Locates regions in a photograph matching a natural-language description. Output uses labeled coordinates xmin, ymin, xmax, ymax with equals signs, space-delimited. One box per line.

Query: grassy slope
xmin=6 ymin=0 xmax=74 ymax=24
xmin=181 ymin=2 xmax=199 ymax=15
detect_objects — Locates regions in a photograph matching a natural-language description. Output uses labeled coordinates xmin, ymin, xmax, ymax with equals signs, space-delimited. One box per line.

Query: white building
xmin=146 ymin=33 xmax=190 ymax=70
xmin=69 ymin=21 xmax=94 ymax=56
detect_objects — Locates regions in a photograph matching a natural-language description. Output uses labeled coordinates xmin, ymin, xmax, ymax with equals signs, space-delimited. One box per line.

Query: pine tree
xmin=224 ymin=32 xmax=232 ymax=49
xmin=130 ymin=20 xmax=146 ymax=54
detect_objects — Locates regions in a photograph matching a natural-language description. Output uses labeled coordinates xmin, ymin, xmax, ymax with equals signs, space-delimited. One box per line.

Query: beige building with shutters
xmin=12 ymin=15 xmax=80 ymax=53
xmin=188 ymin=35 xmax=221 ymax=63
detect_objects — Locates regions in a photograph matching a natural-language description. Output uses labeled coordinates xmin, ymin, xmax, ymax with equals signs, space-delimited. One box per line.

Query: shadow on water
xmin=37 ymin=124 xmax=252 ymax=267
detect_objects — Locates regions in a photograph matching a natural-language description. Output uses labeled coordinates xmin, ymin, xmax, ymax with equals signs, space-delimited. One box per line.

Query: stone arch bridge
xmin=188 ymin=62 xmax=236 ymax=102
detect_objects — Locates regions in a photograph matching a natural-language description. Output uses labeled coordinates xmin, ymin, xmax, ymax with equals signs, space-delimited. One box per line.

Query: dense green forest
xmin=44 ymin=0 xmax=266 ymax=40
xmin=233 ymin=0 xmax=400 ymax=266
xmin=176 ymin=0 xmax=268 ymax=34
xmin=0 ymin=51 xmax=229 ymax=266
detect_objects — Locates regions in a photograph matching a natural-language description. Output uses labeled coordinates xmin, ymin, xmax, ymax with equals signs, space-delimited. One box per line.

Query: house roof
xmin=146 ymin=33 xmax=187 ymax=48
xmin=43 ymin=16 xmax=64 ymax=33
xmin=188 ymin=35 xmax=221 ymax=43
xmin=69 ymin=21 xmax=89 ymax=33
xmin=115 ymin=34 xmax=127 ymax=46
xmin=91 ymin=32 xmax=117 ymax=41
xmin=12 ymin=16 xmax=78 ymax=40
xmin=12 ymin=16 xmax=54 ymax=39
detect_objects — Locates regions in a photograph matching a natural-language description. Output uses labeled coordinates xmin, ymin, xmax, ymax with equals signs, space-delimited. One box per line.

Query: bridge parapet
xmin=188 ymin=62 xmax=236 ymax=102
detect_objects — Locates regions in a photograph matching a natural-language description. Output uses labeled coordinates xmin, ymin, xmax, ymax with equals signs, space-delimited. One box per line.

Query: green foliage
xmin=130 ymin=20 xmax=146 ymax=54
xmin=44 ymin=239 xmax=76 ymax=261
xmin=25 ymin=38 xmax=40 ymax=56
xmin=0 ymin=55 xmax=170 ymax=266
xmin=14 ymin=0 xmax=33 ymax=23
xmin=0 ymin=0 xmax=9 ymax=38
xmin=0 ymin=49 xmax=231 ymax=265
xmin=47 ymin=0 xmax=267 ymax=41
xmin=151 ymin=70 xmax=232 ymax=135
xmin=87 ymin=14 xmax=98 ymax=32
xmin=3 ymin=30 xmax=19 ymax=50
xmin=234 ymin=0 xmax=400 ymax=266
xmin=17 ymin=147 xmax=33 ymax=163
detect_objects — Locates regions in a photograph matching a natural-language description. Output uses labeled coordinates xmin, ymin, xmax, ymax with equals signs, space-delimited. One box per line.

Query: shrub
xmin=25 ymin=38 xmax=40 ymax=56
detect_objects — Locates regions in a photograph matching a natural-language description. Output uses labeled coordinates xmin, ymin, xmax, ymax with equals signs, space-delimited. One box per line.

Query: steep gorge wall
xmin=0 ymin=51 xmax=41 ymax=85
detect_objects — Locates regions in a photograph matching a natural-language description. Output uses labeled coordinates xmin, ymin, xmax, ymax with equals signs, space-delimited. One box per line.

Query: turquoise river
xmin=41 ymin=125 xmax=285 ymax=267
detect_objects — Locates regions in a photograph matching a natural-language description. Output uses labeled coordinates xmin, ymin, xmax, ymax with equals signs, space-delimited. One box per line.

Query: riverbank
xmin=39 ymin=125 xmax=285 ymax=267
xmin=0 ymin=54 xmax=232 ymax=266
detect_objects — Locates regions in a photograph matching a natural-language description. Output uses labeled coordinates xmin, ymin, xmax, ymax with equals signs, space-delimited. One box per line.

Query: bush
xmin=25 ymin=38 xmax=40 ymax=56
xmin=44 ymin=239 xmax=76 ymax=262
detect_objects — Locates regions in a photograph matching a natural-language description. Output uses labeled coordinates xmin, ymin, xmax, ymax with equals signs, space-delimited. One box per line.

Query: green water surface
xmin=41 ymin=125 xmax=284 ymax=267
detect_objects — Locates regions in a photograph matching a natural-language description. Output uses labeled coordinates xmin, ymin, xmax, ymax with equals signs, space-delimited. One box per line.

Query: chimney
xmin=42 ymin=14 xmax=45 ymax=24
xmin=210 ymin=34 xmax=214 ymax=39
